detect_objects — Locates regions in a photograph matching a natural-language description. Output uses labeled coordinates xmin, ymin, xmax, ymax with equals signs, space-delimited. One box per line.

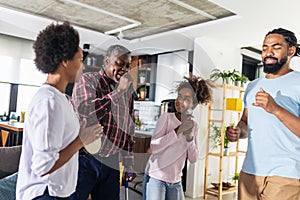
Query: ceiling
xmin=0 ymin=0 xmax=235 ymax=40
xmin=2 ymin=0 xmax=300 ymax=57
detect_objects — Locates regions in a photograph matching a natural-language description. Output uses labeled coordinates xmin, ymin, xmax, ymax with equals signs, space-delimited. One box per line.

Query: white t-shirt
xmin=16 ymin=84 xmax=80 ymax=200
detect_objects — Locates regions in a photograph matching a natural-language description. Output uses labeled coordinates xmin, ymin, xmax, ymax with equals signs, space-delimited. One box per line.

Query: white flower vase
xmin=140 ymin=76 xmax=146 ymax=83
xmin=235 ymin=81 xmax=241 ymax=87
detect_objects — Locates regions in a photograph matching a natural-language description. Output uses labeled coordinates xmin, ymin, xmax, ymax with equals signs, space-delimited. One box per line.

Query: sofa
xmin=0 ymin=146 xmax=148 ymax=199
xmin=0 ymin=145 xmax=21 ymax=200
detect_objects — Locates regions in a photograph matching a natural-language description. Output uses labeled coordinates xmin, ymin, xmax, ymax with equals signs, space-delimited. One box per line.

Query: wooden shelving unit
xmin=130 ymin=55 xmax=157 ymax=101
xmin=83 ymin=53 xmax=104 ymax=73
xmin=203 ymin=84 xmax=246 ymax=200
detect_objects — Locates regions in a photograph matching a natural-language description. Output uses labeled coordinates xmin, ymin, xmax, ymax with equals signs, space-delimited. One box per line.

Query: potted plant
xmin=232 ymin=172 xmax=240 ymax=182
xmin=135 ymin=117 xmax=142 ymax=130
xmin=223 ymin=134 xmax=230 ymax=156
xmin=210 ymin=68 xmax=222 ymax=84
xmin=139 ymin=87 xmax=147 ymax=100
xmin=210 ymin=69 xmax=232 ymax=85
xmin=230 ymin=69 xmax=242 ymax=87
xmin=210 ymin=123 xmax=222 ymax=149
xmin=239 ymin=74 xmax=249 ymax=87
xmin=139 ymin=72 xmax=146 ymax=83
xmin=210 ymin=123 xmax=230 ymax=155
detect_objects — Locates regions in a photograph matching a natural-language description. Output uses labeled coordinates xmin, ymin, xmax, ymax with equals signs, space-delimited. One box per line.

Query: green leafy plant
xmin=210 ymin=69 xmax=227 ymax=83
xmin=239 ymin=74 xmax=249 ymax=85
xmin=210 ymin=68 xmax=239 ymax=84
xmin=139 ymin=72 xmax=146 ymax=77
xmin=230 ymin=69 xmax=241 ymax=83
xmin=224 ymin=135 xmax=229 ymax=148
xmin=232 ymin=172 xmax=240 ymax=181
xmin=210 ymin=123 xmax=230 ymax=149
xmin=210 ymin=123 xmax=221 ymax=149
xmin=210 ymin=68 xmax=249 ymax=86
xmin=135 ymin=117 xmax=142 ymax=128
xmin=139 ymin=87 xmax=146 ymax=91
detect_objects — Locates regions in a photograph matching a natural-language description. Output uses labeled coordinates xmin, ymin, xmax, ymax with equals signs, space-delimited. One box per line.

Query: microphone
xmin=186 ymin=109 xmax=193 ymax=116
xmin=130 ymin=84 xmax=139 ymax=100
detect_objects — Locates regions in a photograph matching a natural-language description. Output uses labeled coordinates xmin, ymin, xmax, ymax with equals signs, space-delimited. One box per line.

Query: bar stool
xmin=1 ymin=130 xmax=9 ymax=146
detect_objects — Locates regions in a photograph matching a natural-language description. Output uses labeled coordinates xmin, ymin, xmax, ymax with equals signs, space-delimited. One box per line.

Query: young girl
xmin=143 ymin=76 xmax=213 ymax=200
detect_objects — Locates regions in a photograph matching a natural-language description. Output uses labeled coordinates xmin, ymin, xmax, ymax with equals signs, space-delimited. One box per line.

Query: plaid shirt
xmin=72 ymin=68 xmax=135 ymax=164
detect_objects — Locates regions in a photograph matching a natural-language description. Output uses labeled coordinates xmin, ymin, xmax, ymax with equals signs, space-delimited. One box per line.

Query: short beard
xmin=263 ymin=57 xmax=287 ymax=74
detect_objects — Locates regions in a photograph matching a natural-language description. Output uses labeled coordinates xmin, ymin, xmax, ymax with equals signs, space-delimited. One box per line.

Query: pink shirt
xmin=145 ymin=112 xmax=199 ymax=183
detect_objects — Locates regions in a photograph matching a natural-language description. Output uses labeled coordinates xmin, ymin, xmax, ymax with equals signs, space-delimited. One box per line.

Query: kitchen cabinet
xmin=83 ymin=53 xmax=104 ymax=73
xmin=130 ymin=55 xmax=157 ymax=101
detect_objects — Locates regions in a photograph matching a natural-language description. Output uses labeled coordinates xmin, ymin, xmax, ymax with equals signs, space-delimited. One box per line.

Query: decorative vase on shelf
xmin=20 ymin=111 xmax=26 ymax=123
xmin=234 ymin=80 xmax=241 ymax=87
xmin=9 ymin=112 xmax=17 ymax=124
xmin=140 ymin=76 xmax=146 ymax=83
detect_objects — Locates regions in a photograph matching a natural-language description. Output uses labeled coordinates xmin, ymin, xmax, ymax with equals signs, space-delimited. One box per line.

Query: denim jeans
xmin=142 ymin=174 xmax=150 ymax=200
xmin=69 ymin=154 xmax=120 ymax=200
xmin=146 ymin=176 xmax=184 ymax=200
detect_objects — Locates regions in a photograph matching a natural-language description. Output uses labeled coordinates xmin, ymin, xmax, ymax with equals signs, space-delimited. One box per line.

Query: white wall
xmin=193 ymin=36 xmax=243 ymax=78
xmin=154 ymin=50 xmax=189 ymax=105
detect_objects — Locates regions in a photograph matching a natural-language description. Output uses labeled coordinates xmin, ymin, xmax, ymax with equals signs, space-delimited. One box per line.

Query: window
xmin=0 ymin=55 xmax=13 ymax=83
xmin=15 ymin=59 xmax=46 ymax=114
xmin=16 ymin=85 xmax=39 ymax=114
xmin=0 ymin=34 xmax=43 ymax=116
xmin=0 ymin=58 xmax=45 ymax=115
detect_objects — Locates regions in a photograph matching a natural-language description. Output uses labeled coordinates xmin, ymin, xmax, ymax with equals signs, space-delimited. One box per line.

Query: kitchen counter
xmin=0 ymin=121 xmax=24 ymax=146
xmin=134 ymin=129 xmax=154 ymax=136
xmin=133 ymin=129 xmax=152 ymax=155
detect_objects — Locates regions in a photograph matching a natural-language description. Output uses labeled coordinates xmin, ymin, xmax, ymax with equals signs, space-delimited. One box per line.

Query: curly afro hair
xmin=33 ymin=21 xmax=80 ymax=73
xmin=177 ymin=75 xmax=213 ymax=105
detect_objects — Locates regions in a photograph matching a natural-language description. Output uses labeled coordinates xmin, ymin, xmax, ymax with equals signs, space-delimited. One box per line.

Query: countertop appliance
xmin=160 ymin=99 xmax=176 ymax=114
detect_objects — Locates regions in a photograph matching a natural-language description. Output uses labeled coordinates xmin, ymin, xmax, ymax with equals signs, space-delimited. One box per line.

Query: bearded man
xmin=226 ymin=28 xmax=300 ymax=200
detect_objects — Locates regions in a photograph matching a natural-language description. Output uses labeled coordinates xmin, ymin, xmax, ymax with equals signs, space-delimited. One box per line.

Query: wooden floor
xmin=119 ymin=187 xmax=237 ymax=200
xmin=186 ymin=193 xmax=237 ymax=200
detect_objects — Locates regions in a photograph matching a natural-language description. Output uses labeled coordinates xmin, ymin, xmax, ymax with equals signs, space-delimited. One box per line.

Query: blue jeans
xmin=33 ymin=188 xmax=71 ymax=200
xmin=142 ymin=174 xmax=150 ymax=200
xmin=146 ymin=176 xmax=184 ymax=200
xmin=69 ymin=154 xmax=120 ymax=200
